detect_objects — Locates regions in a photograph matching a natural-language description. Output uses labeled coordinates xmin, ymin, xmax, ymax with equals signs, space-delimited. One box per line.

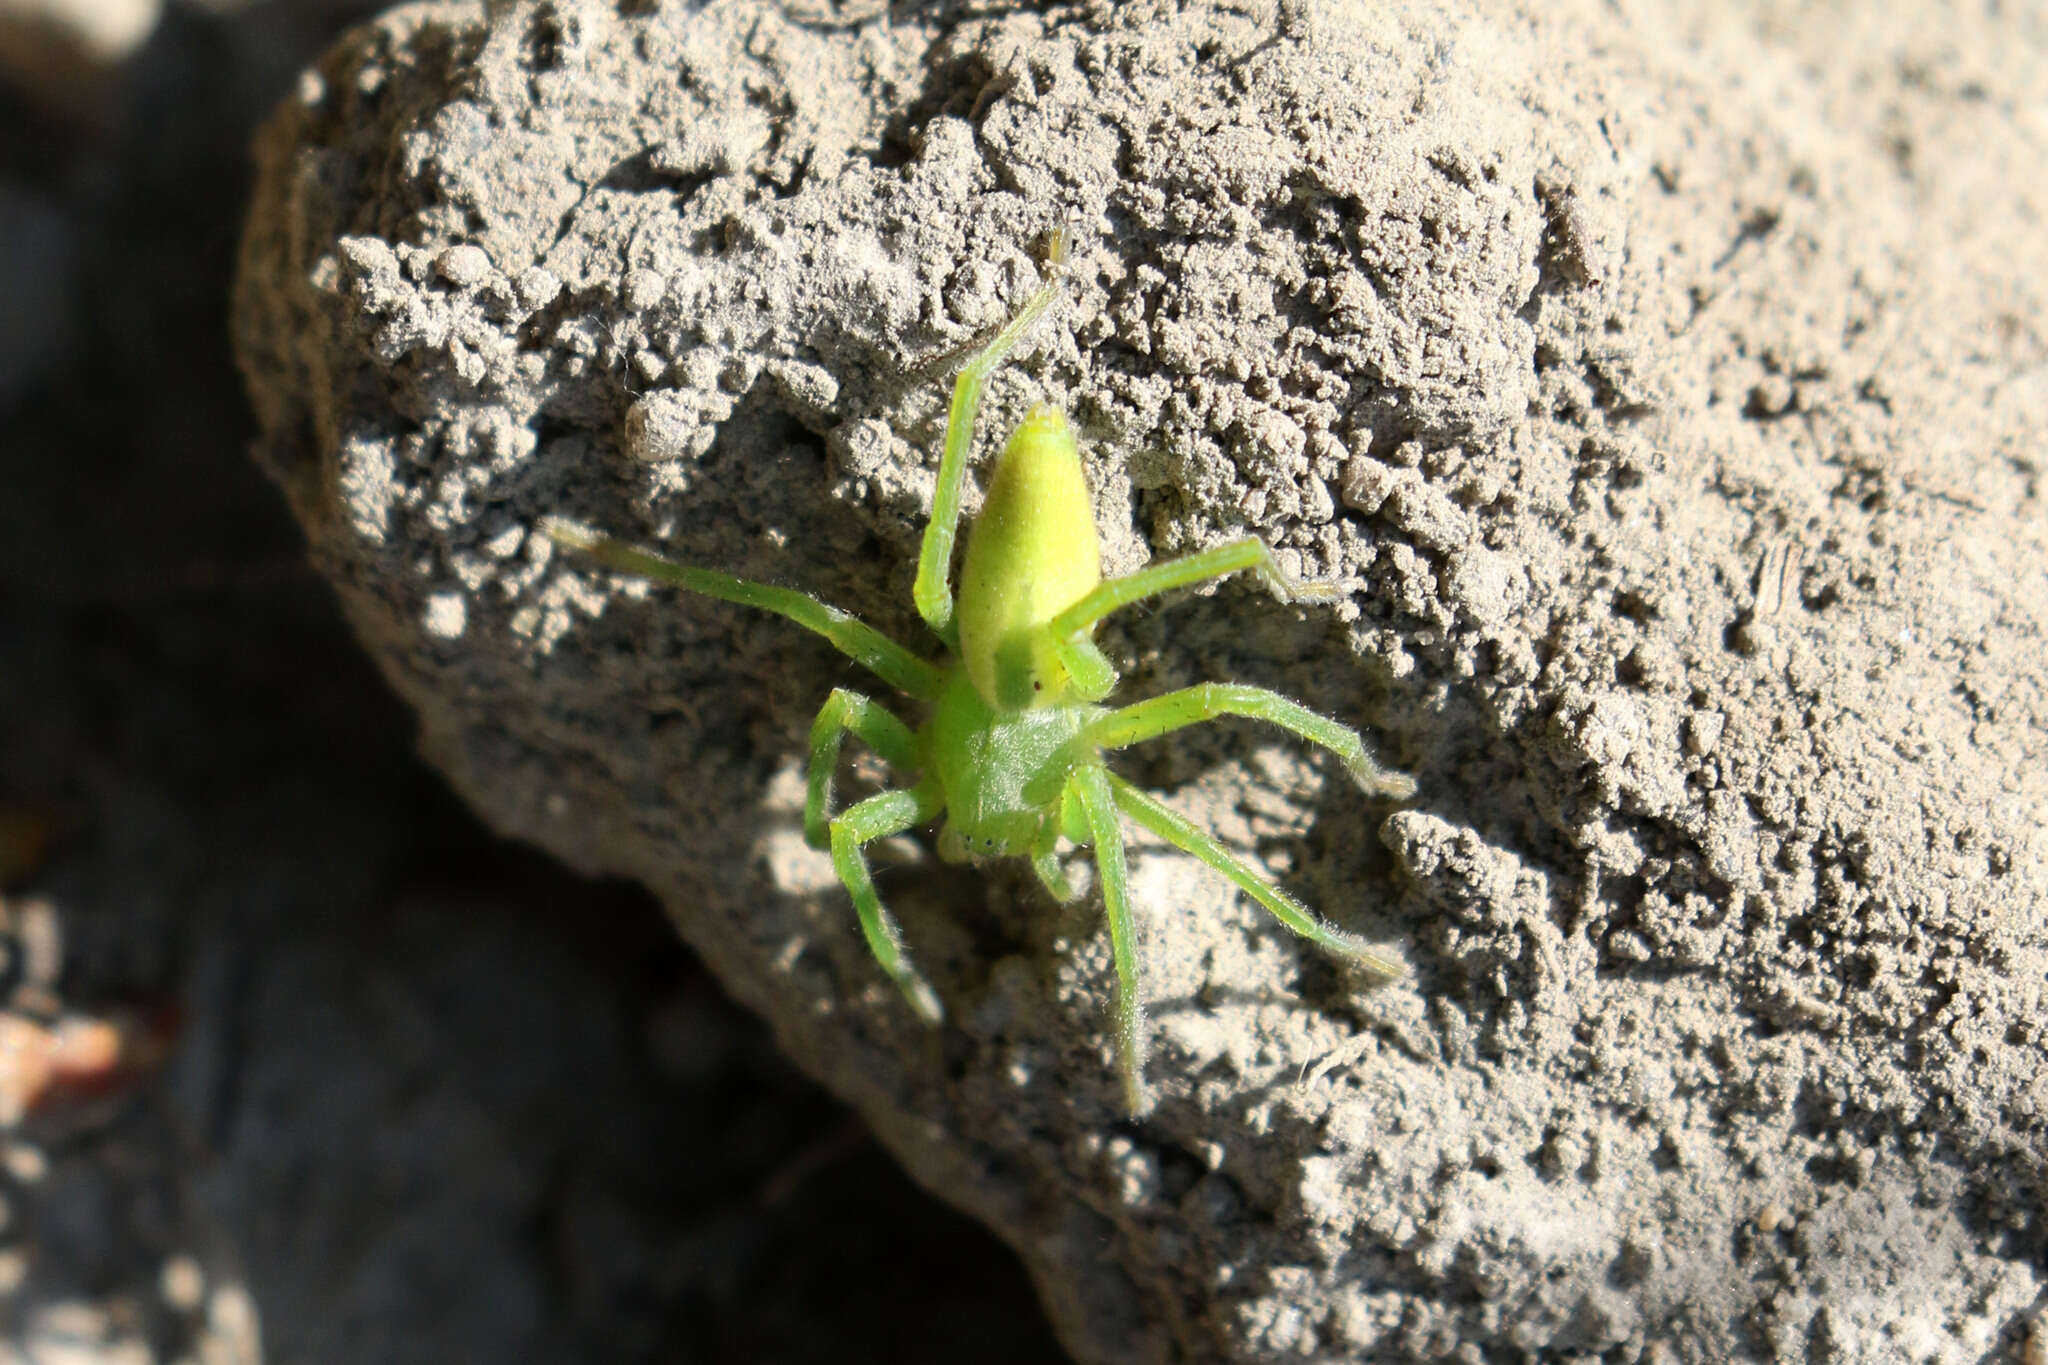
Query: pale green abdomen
xmin=955 ymin=404 xmax=1101 ymax=711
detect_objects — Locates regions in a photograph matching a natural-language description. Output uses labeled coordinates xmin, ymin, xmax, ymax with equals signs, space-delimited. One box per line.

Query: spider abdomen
xmin=955 ymin=404 xmax=1101 ymax=711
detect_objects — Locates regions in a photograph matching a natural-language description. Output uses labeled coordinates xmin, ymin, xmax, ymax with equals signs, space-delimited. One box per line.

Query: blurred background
xmin=0 ymin=0 xmax=1064 ymax=1358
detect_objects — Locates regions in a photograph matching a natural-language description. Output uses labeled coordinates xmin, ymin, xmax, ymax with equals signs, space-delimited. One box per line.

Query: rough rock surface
xmin=235 ymin=0 xmax=2048 ymax=1360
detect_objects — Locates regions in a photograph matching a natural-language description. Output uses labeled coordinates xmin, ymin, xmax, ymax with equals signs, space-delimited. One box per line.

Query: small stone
xmin=160 ymin=1254 xmax=205 ymax=1312
xmin=435 ymin=244 xmax=491 ymax=288
xmin=1744 ymin=375 xmax=1796 ymax=418
xmin=483 ymin=525 xmax=525 ymax=559
xmin=624 ymin=390 xmax=711 ymax=463
xmin=623 ymin=268 xmax=668 ymax=310
xmin=1685 ymin=709 xmax=1726 ymax=755
xmin=422 ymin=592 xmax=467 ymax=639
xmin=1 ymin=1143 xmax=45 ymax=1183
xmin=1339 ymin=457 xmax=1398 ymax=514
xmin=514 ymin=267 xmax=560 ymax=311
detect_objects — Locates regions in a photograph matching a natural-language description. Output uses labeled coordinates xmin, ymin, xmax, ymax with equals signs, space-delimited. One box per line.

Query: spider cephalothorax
xmin=549 ymin=228 xmax=1412 ymax=1113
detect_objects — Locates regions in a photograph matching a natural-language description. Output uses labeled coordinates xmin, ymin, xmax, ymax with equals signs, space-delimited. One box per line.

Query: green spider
xmin=547 ymin=229 xmax=1413 ymax=1114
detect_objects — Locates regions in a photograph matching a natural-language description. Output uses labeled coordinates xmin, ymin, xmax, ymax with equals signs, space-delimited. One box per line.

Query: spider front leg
xmin=805 ymin=689 xmax=919 ymax=851
xmin=828 ymin=778 xmax=947 ymax=1025
xmin=1043 ymin=536 xmax=1340 ymax=649
xmin=1066 ymin=763 xmax=1149 ymax=1115
xmin=912 ymin=228 xmax=1071 ymax=648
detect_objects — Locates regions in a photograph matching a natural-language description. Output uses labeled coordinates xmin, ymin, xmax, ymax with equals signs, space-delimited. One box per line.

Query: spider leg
xmin=1107 ymin=772 xmax=1404 ymax=980
xmin=1029 ymin=806 xmax=1083 ymax=903
xmin=912 ymin=227 xmax=1071 ymax=648
xmin=829 ymin=778 xmax=948 ymax=1024
xmin=1080 ymin=682 xmax=1413 ymax=798
xmin=805 ymin=689 xmax=919 ymax=851
xmin=1046 ymin=635 xmax=1117 ymax=703
xmin=1044 ymin=536 xmax=1336 ymax=645
xmin=546 ymin=522 xmax=945 ymax=700
xmin=1067 ymin=763 xmax=1148 ymax=1115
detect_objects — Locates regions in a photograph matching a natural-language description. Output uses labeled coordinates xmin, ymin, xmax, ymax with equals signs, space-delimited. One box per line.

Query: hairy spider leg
xmin=1044 ymin=536 xmax=1337 ymax=648
xmin=805 ymin=689 xmax=920 ymax=851
xmin=1039 ymin=685 xmax=1407 ymax=979
xmin=545 ymin=524 xmax=957 ymax=1018
xmin=544 ymin=523 xmax=946 ymax=701
xmin=829 ymin=778 xmax=949 ymax=1024
xmin=1077 ymin=683 xmax=1414 ymax=800
xmin=913 ymin=228 xmax=1072 ymax=650
xmin=1066 ymin=763 xmax=1149 ymax=1114
xmin=1029 ymin=797 xmax=1085 ymax=903
xmin=1052 ymin=689 xmax=1408 ymax=1115
xmin=1011 ymin=537 xmax=1336 ymax=711
xmin=1107 ymin=774 xmax=1403 ymax=978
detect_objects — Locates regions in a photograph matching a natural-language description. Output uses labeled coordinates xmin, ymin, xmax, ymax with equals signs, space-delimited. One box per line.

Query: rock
xmin=234 ymin=1 xmax=2048 ymax=1360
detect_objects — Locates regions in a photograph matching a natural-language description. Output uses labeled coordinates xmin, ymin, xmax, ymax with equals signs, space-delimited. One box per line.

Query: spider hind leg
xmin=1107 ymin=772 xmax=1404 ymax=979
xmin=1068 ymin=763 xmax=1149 ymax=1116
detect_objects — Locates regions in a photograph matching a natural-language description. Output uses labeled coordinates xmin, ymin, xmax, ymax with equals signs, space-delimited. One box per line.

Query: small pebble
xmin=2 ymin=1142 xmax=46 ymax=1184
xmin=161 ymin=1254 xmax=205 ymax=1312
xmin=435 ymin=244 xmax=491 ymax=288
xmin=422 ymin=592 xmax=467 ymax=639
xmin=624 ymin=390 xmax=711 ymax=464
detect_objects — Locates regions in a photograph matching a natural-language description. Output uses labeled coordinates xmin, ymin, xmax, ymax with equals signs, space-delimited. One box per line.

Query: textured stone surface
xmin=236 ymin=0 xmax=2048 ymax=1360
